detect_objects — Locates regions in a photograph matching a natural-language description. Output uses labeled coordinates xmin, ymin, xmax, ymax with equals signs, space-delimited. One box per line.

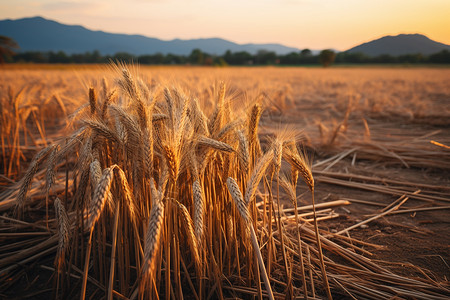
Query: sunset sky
xmin=1 ymin=0 xmax=449 ymax=51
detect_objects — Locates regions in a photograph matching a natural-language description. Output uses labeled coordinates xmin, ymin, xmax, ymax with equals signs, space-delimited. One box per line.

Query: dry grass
xmin=0 ymin=65 xmax=449 ymax=299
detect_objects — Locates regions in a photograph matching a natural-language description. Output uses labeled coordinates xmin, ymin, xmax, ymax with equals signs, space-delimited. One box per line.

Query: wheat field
xmin=0 ymin=65 xmax=449 ymax=299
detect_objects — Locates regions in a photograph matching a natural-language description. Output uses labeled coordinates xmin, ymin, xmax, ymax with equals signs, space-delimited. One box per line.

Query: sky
xmin=1 ymin=0 xmax=449 ymax=51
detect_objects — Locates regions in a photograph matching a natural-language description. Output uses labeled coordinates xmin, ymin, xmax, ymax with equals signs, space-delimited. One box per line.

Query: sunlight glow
xmin=1 ymin=0 xmax=449 ymax=50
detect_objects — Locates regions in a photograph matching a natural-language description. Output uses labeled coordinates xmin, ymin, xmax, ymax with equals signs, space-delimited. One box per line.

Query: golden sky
xmin=1 ymin=0 xmax=449 ymax=51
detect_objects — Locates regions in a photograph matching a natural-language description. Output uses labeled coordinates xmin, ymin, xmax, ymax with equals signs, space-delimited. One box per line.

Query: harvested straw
xmin=1 ymin=65 xmax=449 ymax=300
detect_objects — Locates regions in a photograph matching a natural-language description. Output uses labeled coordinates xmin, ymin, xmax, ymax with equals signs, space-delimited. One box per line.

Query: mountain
xmin=346 ymin=34 xmax=450 ymax=56
xmin=0 ymin=16 xmax=300 ymax=55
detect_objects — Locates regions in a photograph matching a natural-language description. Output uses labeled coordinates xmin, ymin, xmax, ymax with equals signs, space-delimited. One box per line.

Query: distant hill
xmin=346 ymin=34 xmax=450 ymax=56
xmin=0 ymin=16 xmax=301 ymax=55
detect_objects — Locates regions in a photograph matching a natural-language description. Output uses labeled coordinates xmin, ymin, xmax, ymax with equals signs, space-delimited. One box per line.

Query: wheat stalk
xmin=278 ymin=172 xmax=308 ymax=298
xmin=81 ymin=164 xmax=116 ymax=300
xmin=226 ymin=177 xmax=274 ymax=300
xmin=282 ymin=144 xmax=332 ymax=299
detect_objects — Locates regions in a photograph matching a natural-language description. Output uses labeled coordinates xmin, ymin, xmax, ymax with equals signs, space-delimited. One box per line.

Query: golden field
xmin=0 ymin=65 xmax=449 ymax=299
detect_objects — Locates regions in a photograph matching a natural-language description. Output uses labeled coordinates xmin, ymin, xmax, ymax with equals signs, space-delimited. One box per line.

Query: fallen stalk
xmin=332 ymin=195 xmax=409 ymax=236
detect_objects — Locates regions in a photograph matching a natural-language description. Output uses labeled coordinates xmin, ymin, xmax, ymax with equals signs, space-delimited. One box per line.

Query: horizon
xmin=1 ymin=1 xmax=449 ymax=51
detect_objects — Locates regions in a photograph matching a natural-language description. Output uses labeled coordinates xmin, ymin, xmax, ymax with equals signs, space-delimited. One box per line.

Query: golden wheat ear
xmin=89 ymin=87 xmax=97 ymax=116
xmin=237 ymin=130 xmax=250 ymax=174
xmin=15 ymin=145 xmax=54 ymax=217
xmin=173 ymin=200 xmax=201 ymax=274
xmin=115 ymin=167 xmax=137 ymax=219
xmin=197 ymin=135 xmax=235 ymax=153
xmin=192 ymin=180 xmax=204 ymax=244
xmin=86 ymin=166 xmax=114 ymax=229
xmin=282 ymin=145 xmax=314 ymax=191
xmin=142 ymin=195 xmax=165 ymax=280
xmin=54 ymin=197 xmax=69 ymax=271
xmin=244 ymin=149 xmax=274 ymax=206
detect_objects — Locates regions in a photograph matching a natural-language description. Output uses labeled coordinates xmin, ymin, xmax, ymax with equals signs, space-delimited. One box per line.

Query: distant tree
xmin=279 ymin=52 xmax=300 ymax=65
xmin=214 ymin=57 xmax=228 ymax=66
xmin=300 ymin=49 xmax=312 ymax=57
xmin=15 ymin=51 xmax=47 ymax=63
xmin=255 ymin=50 xmax=277 ymax=65
xmin=429 ymin=50 xmax=450 ymax=64
xmin=373 ymin=54 xmax=397 ymax=64
xmin=86 ymin=50 xmax=103 ymax=63
xmin=398 ymin=53 xmax=424 ymax=64
xmin=139 ymin=53 xmax=165 ymax=64
xmin=223 ymin=51 xmax=253 ymax=65
xmin=223 ymin=50 xmax=233 ymax=63
xmin=203 ymin=56 xmax=213 ymax=66
xmin=335 ymin=52 xmax=369 ymax=64
xmin=113 ymin=52 xmax=135 ymax=63
xmin=163 ymin=53 xmax=186 ymax=64
xmin=189 ymin=49 xmax=204 ymax=65
xmin=49 ymin=51 xmax=70 ymax=63
xmin=0 ymin=36 xmax=19 ymax=63
xmin=319 ymin=49 xmax=336 ymax=67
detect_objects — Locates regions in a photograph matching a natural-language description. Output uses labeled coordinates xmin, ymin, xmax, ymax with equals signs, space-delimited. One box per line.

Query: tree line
xmin=1 ymin=36 xmax=449 ymax=66
xmin=6 ymin=48 xmax=450 ymax=66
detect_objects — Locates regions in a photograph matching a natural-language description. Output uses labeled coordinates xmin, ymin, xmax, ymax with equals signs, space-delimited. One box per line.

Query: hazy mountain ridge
xmin=346 ymin=34 xmax=450 ymax=56
xmin=0 ymin=16 xmax=301 ymax=55
xmin=2 ymin=17 xmax=449 ymax=57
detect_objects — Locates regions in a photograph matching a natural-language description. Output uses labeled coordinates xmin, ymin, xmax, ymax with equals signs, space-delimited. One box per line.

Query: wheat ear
xmin=143 ymin=186 xmax=165 ymax=280
xmin=163 ymin=145 xmax=178 ymax=181
xmin=87 ymin=166 xmax=114 ymax=229
xmin=89 ymin=87 xmax=97 ymax=115
xmin=101 ymin=90 xmax=117 ymax=120
xmin=90 ymin=159 xmax=114 ymax=211
xmin=45 ymin=144 xmax=59 ymax=196
xmin=174 ymin=200 xmax=201 ymax=274
xmin=115 ymin=167 xmax=138 ymax=221
xmin=83 ymin=120 xmax=122 ymax=146
xmin=282 ymin=146 xmax=314 ymax=191
xmin=244 ymin=149 xmax=274 ymax=206
xmin=193 ymin=180 xmax=204 ymax=244
xmin=198 ymin=136 xmax=235 ymax=153
xmin=248 ymin=103 xmax=262 ymax=158
xmin=54 ymin=197 xmax=69 ymax=271
xmin=237 ymin=130 xmax=250 ymax=174
xmin=16 ymin=145 xmax=53 ymax=216
xmin=273 ymin=140 xmax=283 ymax=174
